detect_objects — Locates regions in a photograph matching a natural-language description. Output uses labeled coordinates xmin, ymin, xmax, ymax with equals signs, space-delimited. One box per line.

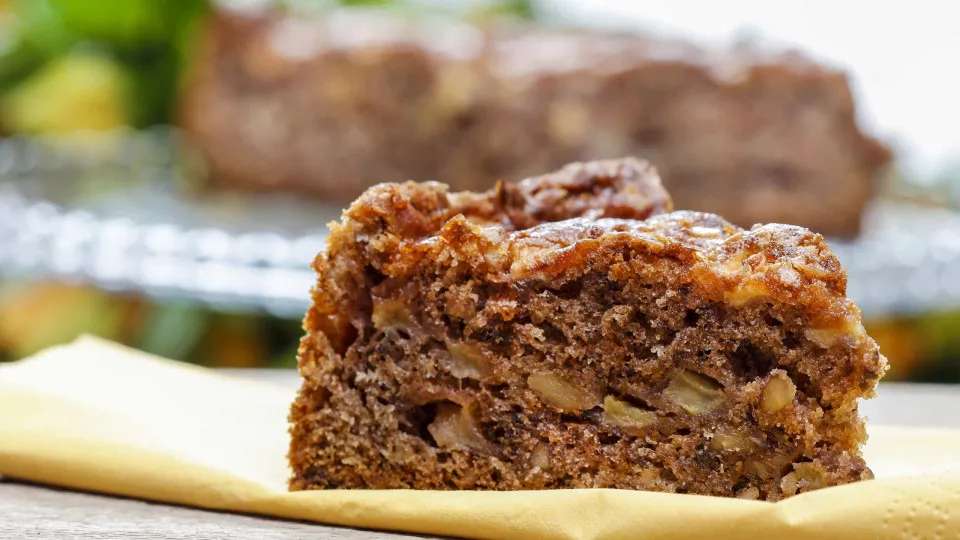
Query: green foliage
xmin=138 ymin=301 xmax=210 ymax=361
xmin=340 ymin=0 xmax=396 ymax=5
xmin=0 ymin=50 xmax=130 ymax=134
xmin=0 ymin=0 xmax=535 ymax=131
xmin=0 ymin=0 xmax=210 ymax=127
xmin=0 ymin=0 xmax=71 ymax=94
xmin=470 ymin=0 xmax=535 ymax=20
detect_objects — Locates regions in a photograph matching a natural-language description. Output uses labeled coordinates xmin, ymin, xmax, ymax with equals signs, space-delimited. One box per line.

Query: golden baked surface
xmin=289 ymin=158 xmax=885 ymax=500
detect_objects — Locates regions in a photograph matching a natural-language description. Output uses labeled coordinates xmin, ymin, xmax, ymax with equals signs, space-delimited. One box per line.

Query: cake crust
xmin=289 ymin=158 xmax=885 ymax=500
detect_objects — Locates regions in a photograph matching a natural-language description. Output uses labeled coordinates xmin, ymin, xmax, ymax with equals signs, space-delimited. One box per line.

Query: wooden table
xmin=0 ymin=483 xmax=432 ymax=540
xmin=2 ymin=372 xmax=958 ymax=539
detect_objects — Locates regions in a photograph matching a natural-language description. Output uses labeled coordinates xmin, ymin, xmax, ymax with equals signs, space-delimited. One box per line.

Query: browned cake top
xmin=313 ymin=159 xmax=866 ymax=357
xmin=312 ymin=158 xmax=669 ymax=352
xmin=343 ymin=157 xmax=672 ymax=237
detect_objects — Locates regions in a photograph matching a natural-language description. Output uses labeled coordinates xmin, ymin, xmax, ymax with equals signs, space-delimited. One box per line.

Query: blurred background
xmin=0 ymin=0 xmax=958 ymax=381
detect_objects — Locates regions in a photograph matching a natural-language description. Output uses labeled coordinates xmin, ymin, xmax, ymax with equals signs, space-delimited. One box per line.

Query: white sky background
xmin=545 ymin=0 xmax=960 ymax=179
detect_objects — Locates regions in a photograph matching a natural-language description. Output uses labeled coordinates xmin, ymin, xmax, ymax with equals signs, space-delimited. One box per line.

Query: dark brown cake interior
xmin=289 ymin=159 xmax=885 ymax=500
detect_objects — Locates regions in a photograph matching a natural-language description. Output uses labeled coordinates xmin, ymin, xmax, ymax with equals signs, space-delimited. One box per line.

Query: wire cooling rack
xmin=1 ymin=128 xmax=959 ymax=319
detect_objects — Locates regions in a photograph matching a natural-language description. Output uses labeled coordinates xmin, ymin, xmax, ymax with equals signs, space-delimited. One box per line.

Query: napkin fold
xmin=1 ymin=336 xmax=959 ymax=540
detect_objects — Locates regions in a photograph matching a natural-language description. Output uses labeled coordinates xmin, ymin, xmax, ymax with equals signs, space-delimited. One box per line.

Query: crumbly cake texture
xmin=289 ymin=159 xmax=886 ymax=501
xmin=182 ymin=9 xmax=891 ymax=237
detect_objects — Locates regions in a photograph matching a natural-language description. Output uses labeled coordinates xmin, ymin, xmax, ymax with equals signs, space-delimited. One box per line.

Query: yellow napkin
xmin=1 ymin=337 xmax=959 ymax=540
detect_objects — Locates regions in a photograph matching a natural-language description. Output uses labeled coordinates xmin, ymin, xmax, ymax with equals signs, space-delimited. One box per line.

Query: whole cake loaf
xmin=288 ymin=158 xmax=887 ymax=500
xmin=180 ymin=9 xmax=890 ymax=237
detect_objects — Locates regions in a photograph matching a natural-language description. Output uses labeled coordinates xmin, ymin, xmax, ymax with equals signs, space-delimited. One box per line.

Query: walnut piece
xmin=530 ymin=444 xmax=550 ymax=471
xmin=427 ymin=403 xmax=494 ymax=454
xmin=780 ymin=462 xmax=828 ymax=496
xmin=744 ymin=459 xmax=776 ymax=480
xmin=761 ymin=370 xmax=797 ymax=413
xmin=723 ymin=282 xmax=770 ymax=307
xmin=710 ymin=427 xmax=759 ymax=452
xmin=527 ymin=372 xmax=601 ymax=412
xmin=602 ymin=395 xmax=656 ymax=434
xmin=663 ymin=370 xmax=725 ymax=414
xmin=805 ymin=321 xmax=867 ymax=348
xmin=371 ymin=298 xmax=413 ymax=330
xmin=433 ymin=64 xmax=480 ymax=115
xmin=445 ymin=340 xmax=486 ymax=379
xmin=548 ymin=100 xmax=590 ymax=145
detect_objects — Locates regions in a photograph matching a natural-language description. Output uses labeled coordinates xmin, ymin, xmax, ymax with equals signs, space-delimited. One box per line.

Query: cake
xmin=288 ymin=158 xmax=887 ymax=500
xmin=180 ymin=8 xmax=891 ymax=237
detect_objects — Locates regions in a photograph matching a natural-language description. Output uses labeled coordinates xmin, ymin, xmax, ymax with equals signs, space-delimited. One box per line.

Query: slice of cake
xmin=288 ymin=158 xmax=886 ymax=500
xmin=181 ymin=8 xmax=891 ymax=237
